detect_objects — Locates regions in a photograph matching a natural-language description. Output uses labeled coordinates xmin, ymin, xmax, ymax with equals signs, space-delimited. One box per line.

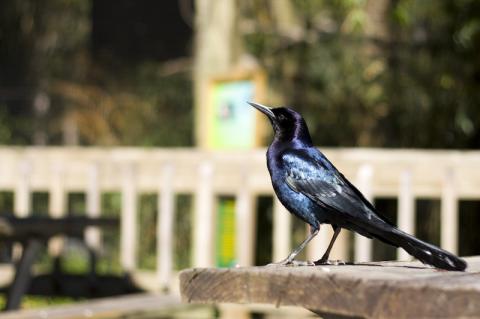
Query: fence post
xmin=14 ymin=159 xmax=31 ymax=218
xmin=157 ymin=163 xmax=175 ymax=291
xmin=397 ymin=169 xmax=415 ymax=260
xmin=121 ymin=163 xmax=137 ymax=272
xmin=307 ymin=223 xmax=330 ymax=262
xmin=13 ymin=159 xmax=31 ymax=259
xmin=48 ymin=163 xmax=66 ymax=256
xmin=193 ymin=161 xmax=214 ymax=267
xmin=86 ymin=163 xmax=101 ymax=250
xmin=354 ymin=164 xmax=373 ymax=262
xmin=273 ymin=198 xmax=291 ymax=263
xmin=441 ymin=168 xmax=458 ymax=254
xmin=235 ymin=173 xmax=255 ymax=266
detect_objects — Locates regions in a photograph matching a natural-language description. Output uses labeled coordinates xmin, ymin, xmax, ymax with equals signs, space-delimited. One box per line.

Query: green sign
xmin=208 ymin=80 xmax=256 ymax=149
xmin=215 ymin=198 xmax=236 ymax=267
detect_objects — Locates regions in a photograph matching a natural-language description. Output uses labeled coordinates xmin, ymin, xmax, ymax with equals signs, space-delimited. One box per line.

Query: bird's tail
xmin=391 ymin=228 xmax=466 ymax=271
xmin=363 ymin=219 xmax=467 ymax=271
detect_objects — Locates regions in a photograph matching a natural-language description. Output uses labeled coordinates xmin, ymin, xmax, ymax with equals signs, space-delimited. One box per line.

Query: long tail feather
xmin=389 ymin=228 xmax=467 ymax=271
xmin=364 ymin=220 xmax=467 ymax=271
xmin=337 ymin=209 xmax=467 ymax=271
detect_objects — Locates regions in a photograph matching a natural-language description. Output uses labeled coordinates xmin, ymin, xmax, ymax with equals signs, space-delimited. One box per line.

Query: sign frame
xmin=205 ymin=69 xmax=267 ymax=150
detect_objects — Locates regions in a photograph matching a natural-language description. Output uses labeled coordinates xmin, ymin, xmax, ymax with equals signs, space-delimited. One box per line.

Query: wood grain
xmin=1 ymin=293 xmax=182 ymax=319
xmin=180 ymin=256 xmax=480 ymax=319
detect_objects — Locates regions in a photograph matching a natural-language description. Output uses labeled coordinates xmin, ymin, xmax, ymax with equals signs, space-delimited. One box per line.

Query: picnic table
xmin=180 ymin=256 xmax=480 ymax=319
xmin=0 ymin=216 xmax=119 ymax=310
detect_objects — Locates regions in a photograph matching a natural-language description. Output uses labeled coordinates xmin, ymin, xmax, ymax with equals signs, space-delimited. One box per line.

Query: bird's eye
xmin=278 ymin=114 xmax=286 ymax=121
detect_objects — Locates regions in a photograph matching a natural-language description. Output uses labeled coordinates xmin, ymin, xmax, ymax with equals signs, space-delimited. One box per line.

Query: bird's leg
xmin=314 ymin=225 xmax=345 ymax=265
xmin=268 ymin=227 xmax=319 ymax=266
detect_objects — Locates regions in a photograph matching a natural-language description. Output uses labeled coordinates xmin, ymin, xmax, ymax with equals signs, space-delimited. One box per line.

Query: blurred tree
xmin=0 ymin=0 xmax=194 ymax=146
xmin=92 ymin=0 xmax=192 ymax=62
xmin=242 ymin=0 xmax=480 ymax=148
xmin=0 ymin=0 xmax=90 ymax=145
xmin=52 ymin=60 xmax=193 ymax=146
xmin=1 ymin=0 xmax=478 ymax=148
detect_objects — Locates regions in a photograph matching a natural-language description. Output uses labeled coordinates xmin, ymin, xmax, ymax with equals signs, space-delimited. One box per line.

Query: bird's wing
xmin=282 ymin=149 xmax=390 ymax=224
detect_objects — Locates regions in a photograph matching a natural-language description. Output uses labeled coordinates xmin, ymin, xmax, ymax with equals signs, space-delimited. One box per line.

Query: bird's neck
xmin=273 ymin=120 xmax=313 ymax=147
xmin=268 ymin=121 xmax=313 ymax=170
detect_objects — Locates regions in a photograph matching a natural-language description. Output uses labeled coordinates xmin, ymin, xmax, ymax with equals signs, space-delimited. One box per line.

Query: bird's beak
xmin=248 ymin=102 xmax=275 ymax=119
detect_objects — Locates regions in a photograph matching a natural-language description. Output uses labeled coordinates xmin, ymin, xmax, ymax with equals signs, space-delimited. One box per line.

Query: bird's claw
xmin=265 ymin=259 xmax=289 ymax=267
xmin=266 ymin=259 xmax=315 ymax=267
xmin=288 ymin=260 xmax=315 ymax=266
xmin=314 ymin=259 xmax=346 ymax=266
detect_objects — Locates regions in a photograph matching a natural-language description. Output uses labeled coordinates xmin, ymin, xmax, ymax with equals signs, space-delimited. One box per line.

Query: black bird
xmin=249 ymin=102 xmax=467 ymax=271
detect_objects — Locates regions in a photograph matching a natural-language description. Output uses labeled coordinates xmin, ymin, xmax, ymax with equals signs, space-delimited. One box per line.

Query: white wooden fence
xmin=1 ymin=147 xmax=479 ymax=291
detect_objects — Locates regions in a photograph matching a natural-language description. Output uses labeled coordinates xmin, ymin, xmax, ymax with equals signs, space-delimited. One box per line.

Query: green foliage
xmin=0 ymin=0 xmax=91 ymax=145
xmin=0 ymin=294 xmax=80 ymax=310
xmin=131 ymin=193 xmax=195 ymax=271
xmin=0 ymin=192 xmax=13 ymax=215
xmin=138 ymin=194 xmax=157 ymax=270
xmin=0 ymin=107 xmax=13 ymax=144
xmin=68 ymin=192 xmax=86 ymax=215
xmin=459 ymin=201 xmax=480 ymax=256
xmin=98 ymin=61 xmax=194 ymax=147
xmin=59 ymin=244 xmax=91 ymax=274
xmin=32 ymin=192 xmax=49 ymax=216
xmin=244 ymin=0 xmax=480 ymax=148
xmin=174 ymin=194 xmax=193 ymax=270
xmin=415 ymin=199 xmax=441 ymax=246
xmin=254 ymin=196 xmax=273 ymax=266
xmin=0 ymin=0 xmax=194 ymax=147
xmin=99 ymin=192 xmax=122 ymax=274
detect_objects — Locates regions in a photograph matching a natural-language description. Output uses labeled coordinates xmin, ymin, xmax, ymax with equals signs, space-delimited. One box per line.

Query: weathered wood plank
xmin=273 ymin=198 xmax=291 ymax=262
xmin=354 ymin=164 xmax=373 ymax=262
xmin=235 ymin=171 xmax=255 ymax=267
xmin=14 ymin=159 xmax=31 ymax=218
xmin=180 ymin=256 xmax=480 ymax=319
xmin=121 ymin=163 xmax=137 ymax=272
xmin=1 ymin=147 xmax=480 ymax=197
xmin=397 ymin=169 xmax=414 ymax=260
xmin=441 ymin=168 xmax=458 ymax=254
xmin=157 ymin=162 xmax=175 ymax=291
xmin=193 ymin=161 xmax=215 ymax=267
xmin=48 ymin=163 xmax=66 ymax=256
xmin=0 ymin=293 xmax=182 ymax=319
xmin=85 ymin=162 xmax=101 ymax=250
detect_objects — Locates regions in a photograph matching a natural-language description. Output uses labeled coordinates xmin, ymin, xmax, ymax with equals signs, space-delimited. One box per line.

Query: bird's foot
xmin=266 ymin=259 xmax=315 ymax=267
xmin=265 ymin=258 xmax=290 ymax=267
xmin=288 ymin=260 xmax=315 ymax=267
xmin=314 ymin=258 xmax=346 ymax=266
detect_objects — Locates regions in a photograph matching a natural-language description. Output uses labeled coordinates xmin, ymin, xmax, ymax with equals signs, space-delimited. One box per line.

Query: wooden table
xmin=180 ymin=256 xmax=480 ymax=319
xmin=0 ymin=216 xmax=119 ymax=310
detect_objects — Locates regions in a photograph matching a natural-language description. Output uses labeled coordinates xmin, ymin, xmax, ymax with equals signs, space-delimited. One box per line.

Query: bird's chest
xmin=268 ymin=161 xmax=324 ymax=226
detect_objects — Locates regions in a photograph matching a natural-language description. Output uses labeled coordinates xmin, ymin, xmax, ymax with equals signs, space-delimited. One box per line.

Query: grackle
xmin=249 ymin=102 xmax=466 ymax=271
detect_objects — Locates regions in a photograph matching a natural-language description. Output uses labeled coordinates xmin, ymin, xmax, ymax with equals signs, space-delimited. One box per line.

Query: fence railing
xmin=1 ymin=147 xmax=479 ymax=291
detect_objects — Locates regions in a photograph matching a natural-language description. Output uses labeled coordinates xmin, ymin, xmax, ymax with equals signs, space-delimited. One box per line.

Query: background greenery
xmin=244 ymin=0 xmax=480 ymax=148
xmin=1 ymin=0 xmax=479 ymax=148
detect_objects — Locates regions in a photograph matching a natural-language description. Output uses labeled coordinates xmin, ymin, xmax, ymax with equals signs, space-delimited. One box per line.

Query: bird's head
xmin=248 ymin=102 xmax=312 ymax=145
